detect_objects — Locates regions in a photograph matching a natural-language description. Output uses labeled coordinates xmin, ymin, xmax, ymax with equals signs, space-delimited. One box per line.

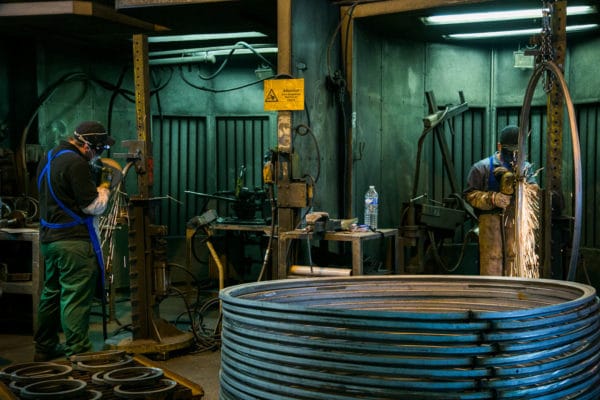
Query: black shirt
xmin=37 ymin=141 xmax=99 ymax=243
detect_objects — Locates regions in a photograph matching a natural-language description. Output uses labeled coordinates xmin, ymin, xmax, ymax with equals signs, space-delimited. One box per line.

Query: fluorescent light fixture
xmin=149 ymin=47 xmax=278 ymax=66
xmin=444 ymin=24 xmax=598 ymax=40
xmin=422 ymin=5 xmax=596 ymax=25
xmin=148 ymin=32 xmax=267 ymax=43
xmin=149 ymin=44 xmax=276 ymax=58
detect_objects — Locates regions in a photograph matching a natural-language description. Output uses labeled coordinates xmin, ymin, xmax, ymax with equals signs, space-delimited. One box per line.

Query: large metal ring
xmin=91 ymin=370 xmax=110 ymax=386
xmin=74 ymin=354 xmax=133 ymax=372
xmin=113 ymin=378 xmax=177 ymax=398
xmin=1 ymin=362 xmax=50 ymax=382
xmin=102 ymin=366 xmax=164 ymax=387
xmin=69 ymin=349 xmax=127 ymax=363
xmin=20 ymin=378 xmax=87 ymax=399
xmin=220 ymin=275 xmax=600 ymax=399
xmin=8 ymin=379 xmax=27 ymax=394
xmin=10 ymin=363 xmax=72 ymax=383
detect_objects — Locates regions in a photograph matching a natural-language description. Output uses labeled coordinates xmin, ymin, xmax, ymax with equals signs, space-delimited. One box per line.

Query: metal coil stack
xmin=219 ymin=275 xmax=600 ymax=399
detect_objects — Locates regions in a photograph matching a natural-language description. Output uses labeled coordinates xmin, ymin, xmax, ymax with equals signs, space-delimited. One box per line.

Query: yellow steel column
xmin=275 ymin=0 xmax=297 ymax=279
xmin=543 ymin=1 xmax=567 ymax=278
xmin=132 ymin=34 xmax=154 ymax=198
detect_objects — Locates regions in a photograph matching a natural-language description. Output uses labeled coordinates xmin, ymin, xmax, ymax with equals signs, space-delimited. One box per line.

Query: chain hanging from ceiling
xmin=540 ymin=0 xmax=556 ymax=92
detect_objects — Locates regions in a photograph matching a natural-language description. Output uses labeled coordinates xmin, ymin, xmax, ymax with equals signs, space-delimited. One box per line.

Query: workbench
xmin=186 ymin=221 xmax=274 ymax=285
xmin=0 ymin=228 xmax=42 ymax=331
xmin=278 ymin=228 xmax=400 ymax=278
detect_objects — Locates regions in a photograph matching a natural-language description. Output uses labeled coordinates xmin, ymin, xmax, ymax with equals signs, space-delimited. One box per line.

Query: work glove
xmin=99 ymin=167 xmax=113 ymax=189
xmin=494 ymin=166 xmax=515 ymax=195
xmin=492 ymin=192 xmax=511 ymax=209
xmin=99 ymin=158 xmax=123 ymax=190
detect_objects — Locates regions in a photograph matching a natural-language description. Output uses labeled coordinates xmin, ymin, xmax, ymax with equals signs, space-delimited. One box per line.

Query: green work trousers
xmin=34 ymin=240 xmax=98 ymax=356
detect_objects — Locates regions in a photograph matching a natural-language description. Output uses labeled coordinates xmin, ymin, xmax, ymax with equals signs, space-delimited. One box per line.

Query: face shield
xmin=500 ymin=144 xmax=518 ymax=168
xmin=74 ymin=132 xmax=110 ymax=159
xmin=91 ymin=142 xmax=110 ymax=156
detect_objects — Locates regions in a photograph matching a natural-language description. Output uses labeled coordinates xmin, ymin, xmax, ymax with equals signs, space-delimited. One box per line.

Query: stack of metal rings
xmin=220 ymin=275 xmax=600 ymax=399
xmin=0 ymin=362 xmax=100 ymax=399
xmin=92 ymin=366 xmax=176 ymax=399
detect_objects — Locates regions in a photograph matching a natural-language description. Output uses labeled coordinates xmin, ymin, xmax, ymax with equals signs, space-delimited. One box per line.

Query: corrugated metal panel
xmin=578 ymin=102 xmax=600 ymax=248
xmin=216 ymin=116 xmax=270 ymax=190
xmin=215 ymin=116 xmax=271 ymax=219
xmin=153 ymin=115 xmax=209 ymax=236
xmin=152 ymin=115 xmax=272 ymax=235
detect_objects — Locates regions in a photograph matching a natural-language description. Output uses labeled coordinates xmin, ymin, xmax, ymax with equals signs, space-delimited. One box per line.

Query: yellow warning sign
xmin=264 ymin=78 xmax=305 ymax=111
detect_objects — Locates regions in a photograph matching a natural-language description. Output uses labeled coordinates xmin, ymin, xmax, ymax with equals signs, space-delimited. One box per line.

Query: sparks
xmin=512 ymin=178 xmax=540 ymax=278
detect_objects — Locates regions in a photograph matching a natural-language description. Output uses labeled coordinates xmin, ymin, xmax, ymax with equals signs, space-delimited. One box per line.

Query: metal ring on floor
xmin=69 ymin=349 xmax=127 ymax=363
xmin=10 ymin=363 xmax=72 ymax=383
xmin=85 ymin=389 xmax=103 ymax=400
xmin=19 ymin=378 xmax=87 ymax=399
xmin=0 ymin=362 xmax=52 ymax=382
xmin=74 ymin=354 xmax=134 ymax=372
xmin=102 ymin=366 xmax=164 ymax=387
xmin=219 ymin=275 xmax=600 ymax=400
xmin=8 ymin=379 xmax=27 ymax=394
xmin=91 ymin=370 xmax=110 ymax=386
xmin=113 ymin=378 xmax=177 ymax=399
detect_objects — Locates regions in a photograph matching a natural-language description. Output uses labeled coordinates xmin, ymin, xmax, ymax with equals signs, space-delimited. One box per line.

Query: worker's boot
xmin=33 ymin=344 xmax=66 ymax=362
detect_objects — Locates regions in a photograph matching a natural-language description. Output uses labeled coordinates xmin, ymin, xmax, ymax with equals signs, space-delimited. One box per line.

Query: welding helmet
xmin=499 ymin=125 xmax=519 ymax=166
xmin=73 ymin=121 xmax=115 ymax=156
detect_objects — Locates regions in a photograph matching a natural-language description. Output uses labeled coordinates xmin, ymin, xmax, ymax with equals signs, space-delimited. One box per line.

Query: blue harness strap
xmin=487 ymin=154 xmax=514 ymax=192
xmin=38 ymin=149 xmax=106 ymax=301
xmin=487 ymin=156 xmax=499 ymax=192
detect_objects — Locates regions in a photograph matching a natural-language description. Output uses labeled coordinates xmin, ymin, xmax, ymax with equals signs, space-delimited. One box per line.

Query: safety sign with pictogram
xmin=264 ymin=78 xmax=305 ymax=111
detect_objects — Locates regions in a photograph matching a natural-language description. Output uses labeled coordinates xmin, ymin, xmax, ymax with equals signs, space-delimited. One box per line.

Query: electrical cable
xmin=177 ymin=41 xmax=275 ymax=92
xmin=107 ymin=65 xmax=130 ymax=139
xmin=151 ymin=68 xmax=165 ymax=124
xmin=191 ymin=41 xmax=274 ymax=81
xmin=293 ymin=124 xmax=321 ymax=183
xmin=18 ymin=72 xmax=89 ymax=192
xmin=168 ymin=285 xmax=203 ymax=345
xmin=326 ymin=2 xmax=359 ymax=78
xmin=179 ymin=68 xmax=267 ymax=93
xmin=257 ymin=183 xmax=277 ymax=282
xmin=190 ymin=229 xmax=211 ymax=265
xmin=427 ymin=228 xmax=478 ymax=273
xmin=188 ymin=296 xmax=222 ymax=353
xmin=166 ymin=262 xmax=204 ymax=288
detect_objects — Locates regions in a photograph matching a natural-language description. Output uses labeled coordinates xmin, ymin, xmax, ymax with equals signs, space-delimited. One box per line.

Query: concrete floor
xmin=0 ymin=291 xmax=222 ymax=400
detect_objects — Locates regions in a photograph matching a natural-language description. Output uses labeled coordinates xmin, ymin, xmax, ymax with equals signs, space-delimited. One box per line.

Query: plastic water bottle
xmin=364 ymin=185 xmax=378 ymax=229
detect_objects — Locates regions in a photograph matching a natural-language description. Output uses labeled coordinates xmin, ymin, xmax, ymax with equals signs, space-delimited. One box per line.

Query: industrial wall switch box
xmin=277 ymin=182 xmax=308 ymax=208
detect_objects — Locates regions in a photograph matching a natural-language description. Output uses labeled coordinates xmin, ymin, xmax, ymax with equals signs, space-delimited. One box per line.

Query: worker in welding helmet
xmin=34 ymin=121 xmax=115 ymax=361
xmin=463 ymin=125 xmax=538 ymax=276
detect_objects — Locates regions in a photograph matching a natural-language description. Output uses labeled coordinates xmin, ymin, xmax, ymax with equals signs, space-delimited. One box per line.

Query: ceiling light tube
xmin=149 ymin=47 xmax=278 ymax=66
xmin=149 ymin=43 xmax=276 ymax=57
xmin=423 ymin=5 xmax=596 ymax=25
xmin=149 ymin=54 xmax=217 ymax=66
xmin=148 ymin=32 xmax=267 ymax=43
xmin=444 ymin=23 xmax=598 ymax=40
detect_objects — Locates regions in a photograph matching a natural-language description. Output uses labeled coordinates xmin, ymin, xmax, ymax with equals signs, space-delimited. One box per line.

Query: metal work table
xmin=278 ymin=228 xmax=400 ymax=277
xmin=212 ymin=222 xmax=272 ymax=235
xmin=186 ymin=221 xmax=274 ymax=285
xmin=0 ymin=228 xmax=42 ymax=330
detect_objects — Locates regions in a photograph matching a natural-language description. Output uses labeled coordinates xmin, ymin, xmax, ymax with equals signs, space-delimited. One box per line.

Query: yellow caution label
xmin=264 ymin=79 xmax=305 ymax=111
